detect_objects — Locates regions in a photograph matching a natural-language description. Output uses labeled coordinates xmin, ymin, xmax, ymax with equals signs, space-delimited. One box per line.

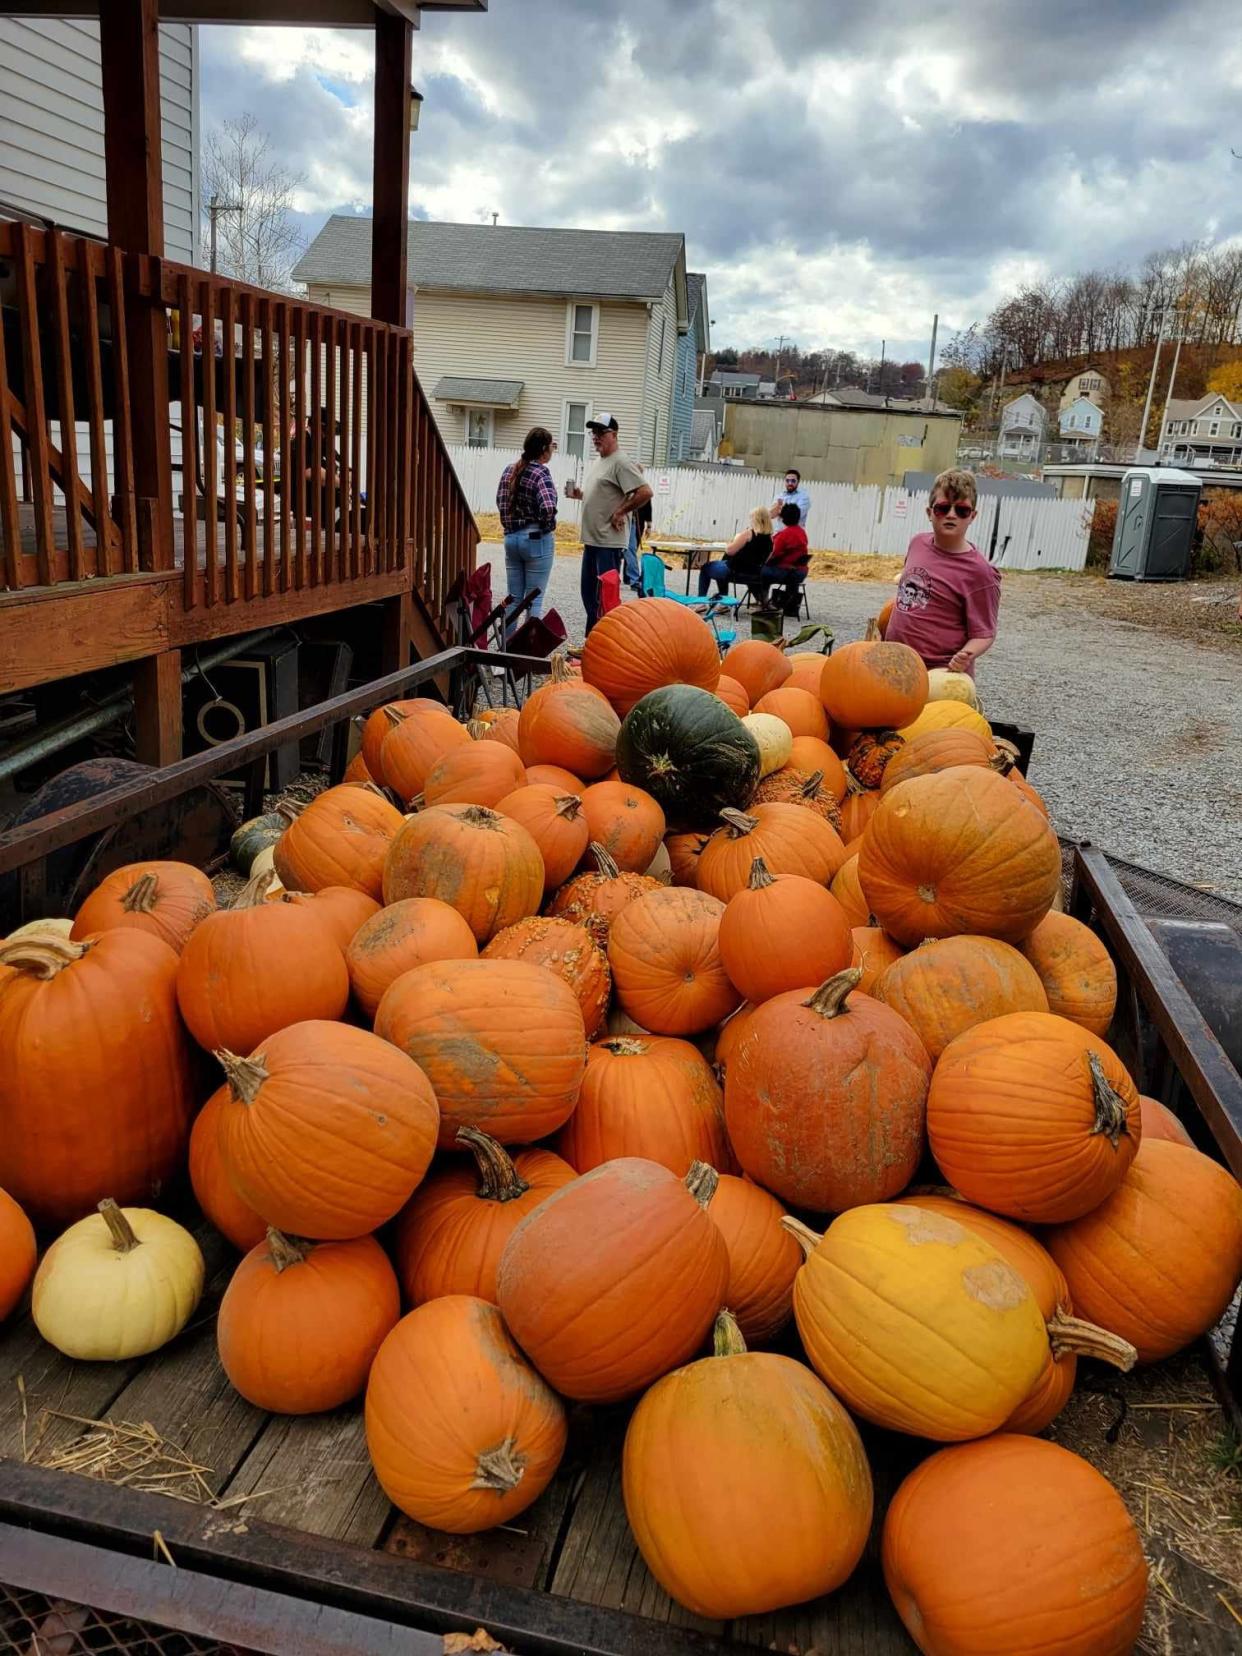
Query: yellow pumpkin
xmin=32 ymin=1200 xmax=204 ymax=1360
xmin=740 ymin=713 xmax=792 ymax=778
xmin=925 ymin=668 xmax=980 ymax=709
xmin=898 ymin=699 xmax=992 ymax=745
xmin=786 ymin=1204 xmax=1047 ymax=1441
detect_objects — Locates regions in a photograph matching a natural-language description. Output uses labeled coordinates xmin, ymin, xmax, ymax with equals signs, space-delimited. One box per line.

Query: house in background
xmin=1159 ymin=393 xmax=1242 ymax=466
xmin=1058 ymin=367 xmax=1109 ymax=413
xmin=689 ymin=399 xmax=723 ymax=462
xmin=709 ymin=370 xmax=762 ymax=400
xmin=667 ymin=272 xmax=709 ymax=461
xmin=998 ymin=392 xmax=1047 ymax=459
xmin=295 ymin=218 xmax=692 ymax=465
xmin=1058 ymin=396 xmax=1103 ymax=453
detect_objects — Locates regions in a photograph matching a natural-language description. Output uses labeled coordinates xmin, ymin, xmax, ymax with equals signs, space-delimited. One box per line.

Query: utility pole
xmin=1156 ymin=311 xmax=1185 ymax=462
xmin=1138 ymin=307 xmax=1169 ymax=460
xmin=926 ymin=313 xmax=939 ymax=408
xmin=773 ymin=334 xmax=788 ymax=387
xmin=208 ymin=191 xmax=242 ymax=275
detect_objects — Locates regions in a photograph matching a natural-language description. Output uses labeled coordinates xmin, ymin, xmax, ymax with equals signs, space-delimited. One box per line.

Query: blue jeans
xmin=503 ymin=528 xmax=555 ymax=638
xmin=698 ymin=558 xmax=732 ymax=597
xmin=761 ymin=563 xmax=807 ymax=612
xmin=625 ymin=518 xmax=640 ymax=588
xmin=581 ymin=543 xmax=622 ymax=632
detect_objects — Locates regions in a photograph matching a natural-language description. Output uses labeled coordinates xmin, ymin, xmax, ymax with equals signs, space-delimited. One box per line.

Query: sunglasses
xmin=931 ymin=501 xmax=974 ymax=519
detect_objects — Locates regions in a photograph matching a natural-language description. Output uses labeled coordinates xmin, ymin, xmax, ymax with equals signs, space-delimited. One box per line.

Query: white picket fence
xmin=448 ymin=443 xmax=1096 ymax=573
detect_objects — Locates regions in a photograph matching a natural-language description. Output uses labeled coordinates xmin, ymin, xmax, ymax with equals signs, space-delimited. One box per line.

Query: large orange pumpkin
xmin=476 ymin=706 xmax=522 ymax=755
xmin=0 ymin=931 xmax=194 ymax=1229
xmin=215 ymin=1020 xmax=439 ymax=1239
xmin=785 ymin=735 xmax=848 ymax=799
xmin=374 ymin=957 xmax=587 ymax=1147
xmin=394 ymin=1127 xmax=576 ymax=1305
xmin=851 ymin=924 xmax=904 ymax=992
xmin=482 ymin=915 xmax=611 ymax=1038
xmin=517 ymin=653 xmax=620 ymax=777
xmin=273 ymin=784 xmax=404 ymax=900
xmin=422 ymin=742 xmax=527 ymax=809
xmin=189 ymin=1086 xmax=266 ymax=1252
xmin=879 ymin=726 xmax=997 ymax=794
xmin=713 ymin=673 xmax=750 ymax=716
xmin=720 ymin=639 xmax=791 ymax=706
xmin=875 ymin=934 xmax=1049 ymax=1059
xmin=366 ymin=1295 xmax=568 ymax=1532
xmin=859 ymin=767 xmax=1061 ymax=945
xmin=725 ymin=970 xmax=930 ymax=1211
xmin=556 ymin=1035 xmax=731 ymax=1175
xmin=928 ymin=1012 xmax=1141 ymax=1223
xmin=1046 ymin=1138 xmax=1242 ymax=1363
xmin=496 ymin=1157 xmax=729 ymax=1403
xmin=379 ymin=708 xmax=472 ymax=803
xmin=819 ymin=640 xmax=927 ymax=730
xmin=1138 ymin=1093 xmax=1193 ymax=1145
xmin=882 ymin=1436 xmax=1148 ymax=1656
xmin=71 ymin=860 xmax=215 ymax=955
xmin=218 ymin=1230 xmax=400 ymax=1413
xmin=608 ymin=886 xmax=741 ymax=1036
xmin=0 ymin=1187 xmax=37 ymax=1322
xmin=547 ymin=843 xmax=663 ymax=935
xmin=345 ymin=897 xmax=478 ymax=1020
xmin=753 ymin=685 xmax=828 ymax=740
xmin=783 ymin=651 xmax=831 ymax=697
xmin=622 ymin=1311 xmax=872 ymax=1619
xmin=705 ymin=1176 xmax=802 ymax=1343
xmin=695 ymin=803 xmax=846 ymax=902
xmin=382 ymin=803 xmax=543 ymax=944
xmin=1018 ymin=911 xmax=1117 ymax=1037
xmin=362 ymin=698 xmax=457 ymax=785
xmin=495 ymin=785 xmax=590 ymax=891
xmin=581 ymin=598 xmax=720 ymax=715
xmin=714 ymin=1001 xmax=755 ymax=1076
xmin=578 ymin=780 xmax=666 ymax=872
xmin=276 ymin=885 xmax=380 ymax=952
xmin=749 ymin=767 xmax=843 ymax=830
xmin=718 ymin=857 xmax=852 ymax=1003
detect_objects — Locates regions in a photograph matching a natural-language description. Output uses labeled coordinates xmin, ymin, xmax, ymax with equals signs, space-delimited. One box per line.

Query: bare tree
xmin=202 ymin=114 xmax=306 ymax=292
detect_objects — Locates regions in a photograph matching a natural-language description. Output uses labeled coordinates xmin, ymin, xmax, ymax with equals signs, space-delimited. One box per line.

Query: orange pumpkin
xmin=875 ymin=935 xmax=1049 ymax=1059
xmin=374 ymin=957 xmax=587 ymax=1147
xmin=71 ymin=860 xmax=215 ymax=954
xmin=819 ymin=639 xmax=928 ymax=730
xmin=851 ymin=924 xmax=903 ymax=991
xmin=754 ymin=685 xmax=828 ymax=739
xmin=216 ymin=1020 xmax=439 ymax=1238
xmin=495 ymin=785 xmax=590 ymax=891
xmin=345 ymin=898 xmax=478 ymax=1021
xmin=547 ymin=843 xmax=663 ymax=935
xmin=578 ymin=780 xmax=666 ymax=873
xmin=362 ymin=698 xmax=456 ymax=785
xmin=218 ymin=1230 xmax=400 ymax=1413
xmin=845 ymin=730 xmax=904 ymax=789
xmin=786 ymin=735 xmax=848 ymax=798
xmin=379 ymin=708 xmax=472 ymax=803
xmin=783 ymin=652 xmax=831 ymax=698
xmin=557 ymin=1035 xmax=731 ymax=1175
xmin=525 ymin=763 xmax=584 ymax=792
xmin=749 ymin=767 xmax=842 ymax=830
xmin=581 ymin=598 xmax=721 ymax=715
xmin=608 ymin=886 xmax=741 ymax=1036
xmin=477 ymin=706 xmax=522 ymax=755
xmin=1139 ymin=1093 xmax=1193 ymax=1145
xmin=1046 ymin=1138 xmax=1242 ymax=1363
xmin=394 ymin=1127 xmax=576 ymax=1305
xmin=422 ymin=742 xmax=527 ymax=810
xmin=705 ymin=1176 xmax=802 ymax=1343
xmin=721 ymin=639 xmax=791 ymax=706
xmin=838 ymin=783 xmax=881 ymax=841
xmin=695 ymin=804 xmax=846 ymax=902
xmin=882 ymin=1437 xmax=1148 ymax=1656
xmin=273 ymin=784 xmax=404 ymax=900
xmin=482 ymin=915 xmax=611 ymax=1038
xmin=1009 ymin=768 xmax=1050 ymax=817
xmin=517 ymin=653 xmax=620 ymax=776
xmin=664 ymin=829 xmax=710 ymax=887
xmin=277 ymin=885 xmax=380 ymax=951
xmin=367 ymin=1296 xmax=568 ymax=1533
xmin=189 ymin=1086 xmax=266 ymax=1252
xmin=874 ymin=597 xmax=894 ymax=637
xmin=718 ymin=857 xmax=852 ymax=1003
xmin=880 ymin=726 xmax=998 ymax=794
xmin=343 ymin=751 xmax=373 ymax=785
xmin=496 ymin=1157 xmax=729 ymax=1402
xmin=382 ymin=803 xmax=543 ymax=945
xmin=714 ymin=673 xmax=750 ymax=716
xmin=859 ymin=767 xmax=1061 ymax=945
xmin=1018 ymin=912 xmax=1117 ymax=1037
xmin=830 ymin=854 xmax=872 ymax=926
xmin=714 ymin=1001 xmax=755 ymax=1075
xmin=928 ymin=1012 xmax=1141 ymax=1223
xmin=0 ymin=1186 xmax=37 ymax=1322
xmin=725 ymin=970 xmax=930 ymax=1211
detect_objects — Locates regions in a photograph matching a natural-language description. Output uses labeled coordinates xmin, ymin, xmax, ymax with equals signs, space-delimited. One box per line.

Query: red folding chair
xmin=597 ymin=567 xmax=622 ymax=619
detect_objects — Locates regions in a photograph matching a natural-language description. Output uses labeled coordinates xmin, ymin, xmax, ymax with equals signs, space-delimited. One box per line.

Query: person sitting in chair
xmin=697 ymin=507 xmax=773 ymax=597
xmin=761 ymin=502 xmax=811 ymax=614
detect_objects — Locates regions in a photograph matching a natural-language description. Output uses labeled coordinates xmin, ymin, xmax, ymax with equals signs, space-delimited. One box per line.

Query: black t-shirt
xmin=730 ymin=531 xmax=771 ymax=578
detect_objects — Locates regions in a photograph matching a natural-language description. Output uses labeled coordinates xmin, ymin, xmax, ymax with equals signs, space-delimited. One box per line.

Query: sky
xmin=199 ymin=0 xmax=1242 ymax=364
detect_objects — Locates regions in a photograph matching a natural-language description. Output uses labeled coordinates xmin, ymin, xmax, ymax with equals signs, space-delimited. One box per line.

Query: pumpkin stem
xmin=235 ymin=869 xmax=278 ymax=909
xmin=718 ymin=807 xmax=758 ymax=837
xmin=456 ymin=1127 xmax=531 ymax=1203
xmin=216 ymin=1048 xmax=270 ymax=1106
xmin=801 ymin=770 xmax=825 ymax=798
xmin=554 ymin=793 xmax=584 ymax=821
xmin=1045 ymin=1309 xmax=1137 ymax=1370
xmin=600 ymin=1036 xmax=649 ymax=1057
xmin=0 ymin=935 xmax=92 ymax=978
xmin=98 ymin=1198 xmax=139 ymax=1254
xmin=712 ymin=1310 xmax=748 ymax=1357
xmin=988 ymin=750 xmax=1015 ymax=776
xmin=746 ymin=857 xmax=776 ymax=891
xmin=844 ymin=773 xmax=866 ymax=796
xmin=548 ymin=651 xmax=571 ymax=684
xmin=119 ymin=871 xmax=160 ymax=914
xmin=459 ymin=805 xmax=503 ymax=829
xmin=275 ymin=800 xmax=306 ymax=825
xmin=471 ymin=1436 xmax=527 ymax=1493
xmin=864 ymin=616 xmax=882 ymax=641
xmin=383 ymin=705 xmax=408 ymax=729
xmin=466 ymin=719 xmax=489 ymax=740
xmin=804 ymin=968 xmax=863 ymax=1019
xmin=589 ymin=843 xmax=621 ymax=878
xmin=684 ymin=1160 xmax=719 ymax=1209
xmin=1087 ymin=1051 xmax=1131 ymax=1147
xmin=266 ymin=1228 xmax=312 ymax=1273
xmin=780 ymin=1215 xmax=823 ymax=1258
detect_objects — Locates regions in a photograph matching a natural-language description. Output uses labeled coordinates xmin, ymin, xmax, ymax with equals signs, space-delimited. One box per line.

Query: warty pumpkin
xmin=622 ymin=1311 xmax=872 ymax=1619
xmin=830 ymin=854 xmax=872 ymax=926
xmin=749 ymin=767 xmax=843 ymax=831
xmin=382 ymin=803 xmax=543 ymax=944
xmin=859 ymin=766 xmax=1061 ymax=945
xmin=361 ymin=698 xmax=456 ymax=784
xmin=176 ymin=871 xmax=350 ymax=1054
xmin=0 ymin=1187 xmax=36 ymax=1322
xmin=578 ymin=780 xmax=666 ymax=872
xmin=0 ymin=931 xmax=194 ymax=1229
xmin=882 ymin=1436 xmax=1148 ymax=1656
xmin=345 ymin=898 xmax=478 ymax=1021
xmin=547 ymin=843 xmax=662 ymax=935
xmin=713 ymin=673 xmax=750 ymax=716
xmin=845 ymin=730 xmax=904 ymax=790
xmin=218 ymin=1229 xmax=400 ymax=1413
xmin=874 ymin=934 xmax=1049 ymax=1059
xmin=720 ymin=638 xmax=791 ymax=705
xmin=495 ymin=785 xmax=590 ymax=891
xmin=276 ymin=885 xmax=380 ymax=952
xmin=1018 ymin=911 xmax=1117 ymax=1037
xmin=517 ymin=652 xmax=620 ymax=776
xmin=787 ymin=1204 xmax=1047 ymax=1440
xmin=695 ymin=803 xmax=846 ymax=902
xmin=272 ymin=784 xmax=403 ymax=901
xmin=71 ymin=860 xmax=215 ymax=954
xmin=608 ymin=885 xmax=741 ymax=1036
xmin=879 ymin=725 xmax=997 ymax=794
xmin=33 ymin=1200 xmax=204 ymax=1360
xmin=725 ymin=969 xmax=930 ymax=1212
xmin=366 ymin=1296 xmax=568 ymax=1533
xmin=785 ymin=735 xmax=848 ymax=799
xmin=1045 ymin=1138 xmax=1242 ymax=1363
xmin=375 ymin=957 xmax=587 ymax=1148
xmin=394 ymin=1127 xmax=576 ymax=1305
xmin=705 ymin=1176 xmax=802 ymax=1343
xmin=1138 ymin=1093 xmax=1193 ymax=1145
xmin=379 ymin=706 xmax=472 ymax=803
xmin=718 ymin=858 xmax=853 ymax=1003
xmin=189 ymin=1086 xmax=266 ymax=1252
xmin=928 ymin=1011 xmax=1141 ymax=1223
xmin=898 ymin=696 xmax=992 ymax=745
xmin=851 ymin=924 xmax=904 ymax=992
xmin=754 ymin=684 xmax=829 ymax=740
xmin=581 ymin=597 xmax=721 ymax=715
xmin=556 ymin=1035 xmax=731 ymax=1176
xmin=819 ymin=639 xmax=928 ymax=731
xmin=496 ymin=1157 xmax=729 ymax=1403
xmin=482 ymin=915 xmax=611 ymax=1038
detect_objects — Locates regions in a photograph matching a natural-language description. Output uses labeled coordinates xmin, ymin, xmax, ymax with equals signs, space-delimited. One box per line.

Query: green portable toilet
xmin=1109 ymin=467 xmax=1202 ymax=580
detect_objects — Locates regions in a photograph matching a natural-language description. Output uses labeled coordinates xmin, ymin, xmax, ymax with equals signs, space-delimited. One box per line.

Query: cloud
xmin=198 ymin=0 xmax=1242 ymax=357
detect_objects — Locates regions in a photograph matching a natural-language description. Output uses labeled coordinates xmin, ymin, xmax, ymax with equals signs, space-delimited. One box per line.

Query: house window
xmin=1210 ymin=422 xmax=1220 ymax=437
xmin=563 ymin=400 xmax=591 ymax=459
xmin=657 ymin=315 xmax=666 ymax=376
xmin=466 ymin=409 xmax=493 ymax=448
xmin=566 ymin=302 xmax=598 ymax=368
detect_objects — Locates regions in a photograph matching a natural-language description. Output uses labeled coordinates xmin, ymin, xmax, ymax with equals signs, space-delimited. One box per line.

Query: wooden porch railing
xmin=0 ymin=221 xmax=476 ymax=637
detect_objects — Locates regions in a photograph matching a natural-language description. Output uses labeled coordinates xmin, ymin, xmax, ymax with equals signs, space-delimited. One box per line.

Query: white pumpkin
xmin=926 ymin=668 xmax=980 ymax=710
xmin=741 ymin=713 xmax=792 ymax=778
xmin=2 ymin=917 xmax=73 ymax=945
xmin=33 ymin=1201 xmax=204 ymax=1361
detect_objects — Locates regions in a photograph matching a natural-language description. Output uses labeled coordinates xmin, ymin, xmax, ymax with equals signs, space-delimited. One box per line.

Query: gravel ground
xmin=521 ymin=549 xmax=1242 ymax=902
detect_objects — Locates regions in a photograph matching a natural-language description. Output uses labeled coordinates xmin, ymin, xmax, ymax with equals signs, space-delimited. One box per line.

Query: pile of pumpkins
xmin=2 ymin=594 xmax=1241 ymax=1655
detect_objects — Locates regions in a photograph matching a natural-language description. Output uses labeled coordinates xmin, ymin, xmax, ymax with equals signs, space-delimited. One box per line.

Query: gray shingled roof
xmin=711 ymin=371 xmax=761 ymax=387
xmin=294 ymin=216 xmax=684 ymax=300
xmin=432 ymin=376 xmax=524 ymax=408
xmin=687 ymin=272 xmax=705 ymax=319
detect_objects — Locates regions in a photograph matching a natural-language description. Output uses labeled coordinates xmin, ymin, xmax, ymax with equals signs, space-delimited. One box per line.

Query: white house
xmin=1159 ymin=393 xmax=1242 ymax=466
xmin=1058 ymin=396 xmax=1103 ymax=451
xmin=999 ymin=392 xmax=1046 ymax=459
xmin=1058 ymin=368 xmax=1109 ymax=414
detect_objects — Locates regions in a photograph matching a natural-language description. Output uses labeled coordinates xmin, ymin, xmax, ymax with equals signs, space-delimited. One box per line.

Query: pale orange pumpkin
xmin=1138 ymin=1093 xmax=1193 ymax=1145
xmin=1018 ymin=911 xmax=1117 ymax=1037
xmin=695 ymin=804 xmax=846 ymax=902
xmin=477 ymin=706 xmax=522 ymax=755
xmin=608 ymin=886 xmax=741 ymax=1036
xmin=875 ymin=934 xmax=1049 ymax=1059
xmin=705 ymin=1176 xmax=802 ymax=1343
xmin=578 ymin=780 xmax=666 ymax=872
xmin=382 ymin=804 xmax=543 ymax=944
xmin=718 ymin=857 xmax=853 ymax=1003
xmin=556 ymin=1035 xmax=731 ymax=1175
xmin=482 ymin=915 xmax=611 ymax=1038
xmin=495 ymin=785 xmax=590 ymax=891
xmin=754 ymin=685 xmax=828 ymax=739
xmin=784 ymin=651 xmax=832 ymax=698
xmin=71 ymin=861 xmax=215 ymax=955
xmin=517 ymin=653 xmax=620 ymax=777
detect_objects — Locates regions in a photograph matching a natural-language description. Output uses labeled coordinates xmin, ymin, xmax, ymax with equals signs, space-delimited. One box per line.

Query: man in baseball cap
xmin=564 ymin=414 xmax=652 ymax=631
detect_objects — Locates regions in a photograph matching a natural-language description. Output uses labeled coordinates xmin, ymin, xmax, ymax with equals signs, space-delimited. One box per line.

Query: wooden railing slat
xmin=106 ymin=245 xmax=138 ymax=574
xmin=278 ymin=302 xmax=292 ymax=593
xmin=78 ymin=240 xmax=115 ymax=577
xmin=323 ymin=315 xmax=336 ymax=585
xmin=241 ymin=290 xmax=258 ymax=602
xmin=177 ymin=272 xmax=197 ymax=610
xmin=336 ymin=317 xmax=350 ymax=586
xmin=220 ymin=285 xmax=239 ymax=602
xmin=13 ymin=225 xmax=55 ymax=583
xmin=350 ymin=321 xmax=363 ymax=580
xmin=201 ymin=280 xmax=218 ymax=607
xmin=47 ymin=233 xmax=86 ymax=581
xmin=0 ymin=273 xmax=23 ymax=590
xmin=259 ymin=297 xmax=276 ymax=598
xmin=293 ymin=306 xmax=308 ymax=590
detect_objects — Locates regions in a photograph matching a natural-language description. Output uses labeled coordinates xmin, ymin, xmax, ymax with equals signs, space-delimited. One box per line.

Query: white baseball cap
xmin=585 ymin=412 xmax=619 ymax=432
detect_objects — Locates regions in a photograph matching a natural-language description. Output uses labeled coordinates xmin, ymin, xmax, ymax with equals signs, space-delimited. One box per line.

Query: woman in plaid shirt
xmin=496 ymin=427 xmax=558 ymax=637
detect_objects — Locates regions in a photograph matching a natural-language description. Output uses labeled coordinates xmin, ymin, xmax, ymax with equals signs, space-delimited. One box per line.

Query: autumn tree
xmin=202 ymin=114 xmax=306 ymax=292
xmin=1206 ymin=359 xmax=1242 ymax=401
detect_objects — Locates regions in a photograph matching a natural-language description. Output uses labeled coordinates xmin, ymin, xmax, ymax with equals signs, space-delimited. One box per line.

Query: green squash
xmin=229 ymin=802 xmax=301 ymax=874
xmin=616 ymin=686 xmax=761 ymax=827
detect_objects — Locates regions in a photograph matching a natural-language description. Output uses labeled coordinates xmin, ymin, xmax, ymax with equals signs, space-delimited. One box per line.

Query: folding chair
xmin=770 ymin=577 xmax=812 ymax=622
xmin=639 ymin=554 xmax=738 ymax=653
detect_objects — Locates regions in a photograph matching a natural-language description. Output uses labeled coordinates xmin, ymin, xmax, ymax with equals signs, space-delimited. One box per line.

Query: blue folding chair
xmin=639 ymin=554 xmax=738 ymax=650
